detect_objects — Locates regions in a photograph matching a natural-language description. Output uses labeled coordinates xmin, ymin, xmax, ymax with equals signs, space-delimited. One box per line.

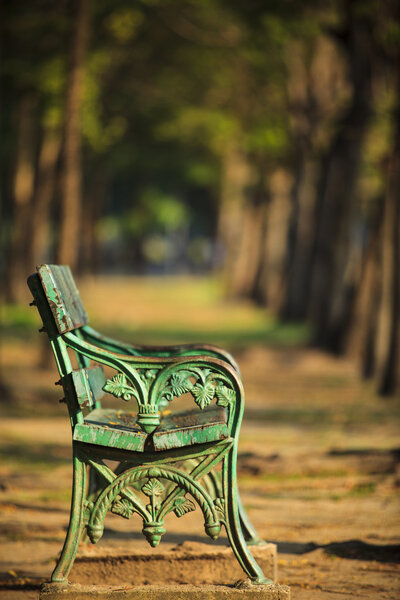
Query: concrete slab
xmin=40 ymin=582 xmax=291 ymax=600
xmin=69 ymin=541 xmax=277 ymax=586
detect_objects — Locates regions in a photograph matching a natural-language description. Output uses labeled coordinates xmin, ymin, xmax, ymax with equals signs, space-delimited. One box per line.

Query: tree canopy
xmin=1 ymin=0 xmax=399 ymax=394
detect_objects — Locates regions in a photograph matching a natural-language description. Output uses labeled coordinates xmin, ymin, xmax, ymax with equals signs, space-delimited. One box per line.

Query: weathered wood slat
xmin=153 ymin=406 xmax=228 ymax=451
xmin=37 ymin=264 xmax=88 ymax=334
xmin=72 ymin=405 xmax=228 ymax=452
xmin=73 ymin=409 xmax=147 ymax=452
xmin=70 ymin=366 xmax=106 ymax=409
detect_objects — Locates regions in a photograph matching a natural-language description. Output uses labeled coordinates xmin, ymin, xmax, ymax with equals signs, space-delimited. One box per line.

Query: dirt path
xmin=0 ymin=344 xmax=399 ymax=599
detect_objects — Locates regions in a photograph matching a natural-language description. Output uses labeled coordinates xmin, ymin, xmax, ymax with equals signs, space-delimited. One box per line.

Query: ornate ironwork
xmin=103 ymin=366 xmax=236 ymax=433
xmin=87 ymin=464 xmax=221 ymax=547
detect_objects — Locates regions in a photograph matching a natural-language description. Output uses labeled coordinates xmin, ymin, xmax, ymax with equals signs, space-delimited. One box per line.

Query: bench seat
xmin=73 ymin=405 xmax=229 ymax=452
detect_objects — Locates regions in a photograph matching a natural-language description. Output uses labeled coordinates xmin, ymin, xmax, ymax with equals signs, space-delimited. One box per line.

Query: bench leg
xmin=51 ymin=450 xmax=87 ymax=582
xmin=238 ymin=493 xmax=265 ymax=546
xmin=223 ymin=449 xmax=273 ymax=584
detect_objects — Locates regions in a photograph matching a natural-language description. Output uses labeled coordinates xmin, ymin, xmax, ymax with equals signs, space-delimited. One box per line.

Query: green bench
xmin=28 ymin=264 xmax=270 ymax=585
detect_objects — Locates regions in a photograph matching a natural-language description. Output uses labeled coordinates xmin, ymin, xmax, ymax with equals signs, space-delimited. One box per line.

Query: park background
xmin=0 ymin=1 xmax=399 ymax=598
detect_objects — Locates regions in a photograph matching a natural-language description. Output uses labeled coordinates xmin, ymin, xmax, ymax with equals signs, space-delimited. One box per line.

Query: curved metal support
xmin=222 ymin=448 xmax=272 ymax=584
xmin=81 ymin=326 xmax=240 ymax=373
xmin=51 ymin=450 xmax=87 ymax=582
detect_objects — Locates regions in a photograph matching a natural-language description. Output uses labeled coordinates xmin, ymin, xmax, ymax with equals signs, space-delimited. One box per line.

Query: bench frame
xmin=28 ymin=264 xmax=270 ymax=586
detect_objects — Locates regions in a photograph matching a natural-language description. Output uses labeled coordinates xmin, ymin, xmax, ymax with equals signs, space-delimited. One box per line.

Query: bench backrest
xmin=37 ymin=264 xmax=89 ymax=334
xmin=27 ymin=264 xmax=105 ymax=418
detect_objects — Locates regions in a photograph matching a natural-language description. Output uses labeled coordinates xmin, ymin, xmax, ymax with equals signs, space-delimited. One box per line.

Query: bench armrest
xmin=63 ymin=331 xmax=244 ymax=436
xmin=81 ymin=326 xmax=240 ymax=373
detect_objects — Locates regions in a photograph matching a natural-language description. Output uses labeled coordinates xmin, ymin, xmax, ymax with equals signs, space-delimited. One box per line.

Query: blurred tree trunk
xmin=249 ymin=201 xmax=269 ymax=305
xmin=5 ymin=95 xmax=36 ymax=302
xmin=281 ymin=155 xmax=319 ymax=320
xmin=250 ymin=169 xmax=292 ymax=309
xmin=56 ymin=0 xmax=90 ymax=269
xmin=29 ymin=125 xmax=61 ymax=265
xmin=264 ymin=169 xmax=293 ymax=312
xmin=29 ymin=125 xmax=62 ymax=370
xmin=375 ymin=83 xmax=400 ymax=395
xmin=217 ymin=144 xmax=252 ymax=294
xmin=347 ymin=201 xmax=383 ymax=380
xmin=309 ymin=4 xmax=373 ymax=353
xmin=227 ymin=159 xmax=270 ymax=298
xmin=280 ymin=35 xmax=345 ymax=321
xmin=80 ymin=169 xmax=107 ymax=274
xmin=228 ymin=199 xmax=265 ymax=298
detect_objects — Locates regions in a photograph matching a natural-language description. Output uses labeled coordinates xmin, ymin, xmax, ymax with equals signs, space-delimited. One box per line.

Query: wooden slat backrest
xmin=37 ymin=264 xmax=88 ymax=334
xmin=69 ymin=365 xmax=106 ymax=410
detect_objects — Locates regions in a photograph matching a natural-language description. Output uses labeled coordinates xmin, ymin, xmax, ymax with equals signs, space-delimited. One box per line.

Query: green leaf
xmin=170 ymin=371 xmax=194 ymax=397
xmin=192 ymin=381 xmax=215 ymax=410
xmin=174 ymin=496 xmax=196 ymax=517
xmin=111 ymin=499 xmax=134 ymax=519
xmin=103 ymin=373 xmax=136 ymax=401
xmin=141 ymin=478 xmax=165 ymax=497
xmin=216 ymin=385 xmax=235 ymax=407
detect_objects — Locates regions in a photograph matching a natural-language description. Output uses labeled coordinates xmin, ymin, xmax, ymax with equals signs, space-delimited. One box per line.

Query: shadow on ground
xmin=0 ymin=443 xmax=71 ymax=466
xmin=102 ymin=527 xmax=229 ymax=547
xmin=274 ymin=539 xmax=400 ymax=563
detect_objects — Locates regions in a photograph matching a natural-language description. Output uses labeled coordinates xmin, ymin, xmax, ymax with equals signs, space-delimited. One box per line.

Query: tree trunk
xmin=217 ymin=144 xmax=252 ymax=293
xmin=309 ymin=4 xmax=373 ymax=352
xmin=264 ymin=169 xmax=293 ymax=312
xmin=250 ymin=168 xmax=292 ymax=309
xmin=56 ymin=0 xmax=90 ymax=269
xmin=249 ymin=201 xmax=269 ymax=305
xmin=281 ymin=156 xmax=319 ymax=320
xmin=227 ymin=159 xmax=270 ymax=299
xmin=29 ymin=125 xmax=61 ymax=265
xmin=228 ymin=200 xmax=266 ymax=298
xmin=5 ymin=95 xmax=36 ymax=303
xmin=80 ymin=169 xmax=107 ymax=274
xmin=346 ymin=201 xmax=383 ymax=379
xmin=375 ymin=98 xmax=400 ymax=395
xmin=281 ymin=34 xmax=346 ymax=322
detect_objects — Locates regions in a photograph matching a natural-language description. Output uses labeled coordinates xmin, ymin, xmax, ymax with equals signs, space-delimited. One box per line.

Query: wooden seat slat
xmin=73 ymin=405 xmax=228 ymax=452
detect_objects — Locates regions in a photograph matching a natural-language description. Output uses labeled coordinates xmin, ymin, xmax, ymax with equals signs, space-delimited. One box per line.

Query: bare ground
xmin=1 ymin=280 xmax=399 ymax=599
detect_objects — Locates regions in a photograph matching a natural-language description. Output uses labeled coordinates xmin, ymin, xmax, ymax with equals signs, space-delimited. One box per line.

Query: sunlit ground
xmin=0 ymin=276 xmax=399 ymax=599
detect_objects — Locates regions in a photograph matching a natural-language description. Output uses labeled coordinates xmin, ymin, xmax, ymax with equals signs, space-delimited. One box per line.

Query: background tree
xmin=56 ymin=0 xmax=91 ymax=269
xmin=1 ymin=0 xmax=398 ymax=394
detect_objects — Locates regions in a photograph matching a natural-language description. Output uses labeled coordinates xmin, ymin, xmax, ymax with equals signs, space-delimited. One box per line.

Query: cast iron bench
xmin=28 ymin=264 xmax=270 ymax=585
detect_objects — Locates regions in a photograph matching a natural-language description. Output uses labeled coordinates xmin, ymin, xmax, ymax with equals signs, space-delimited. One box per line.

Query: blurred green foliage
xmin=1 ymin=0 xmax=329 ymax=257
